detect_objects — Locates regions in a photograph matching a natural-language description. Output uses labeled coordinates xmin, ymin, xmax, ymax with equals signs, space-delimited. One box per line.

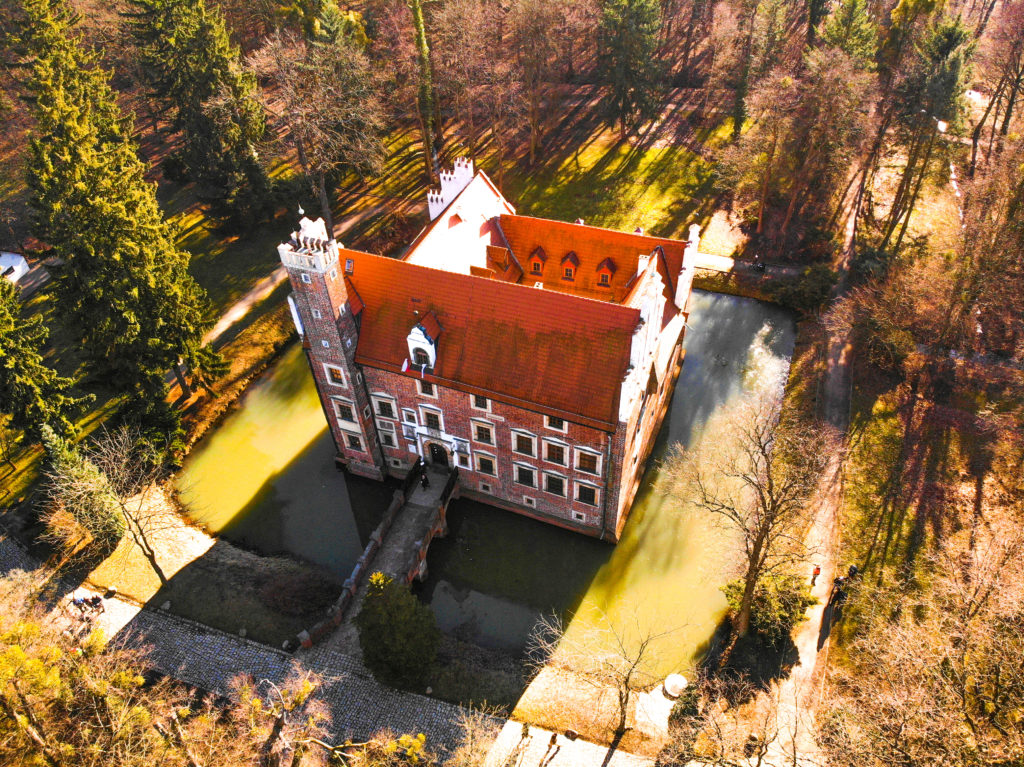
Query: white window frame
xmin=544 ymin=415 xmax=568 ymax=433
xmin=321 ymin=340 xmax=330 ymax=348
xmin=480 ymin=481 xmax=493 ymax=494
xmin=330 ymin=396 xmax=357 ymax=424
xmin=401 ymin=423 xmax=416 ymax=441
xmin=523 ymin=496 xmax=537 ymax=508
xmin=419 ymin=405 xmax=444 ymax=433
xmin=301 ymin=273 xmax=312 ymax=284
xmin=471 ymin=419 xmax=495 ymax=447
xmin=372 ymin=395 xmax=397 ymax=420
xmin=470 ymin=394 xmax=491 ymax=412
xmin=323 ymin=363 xmax=347 ymax=388
xmin=457 ymin=453 xmax=470 ymax=469
xmin=380 ymin=430 xmax=397 ymax=448
xmin=543 ymin=471 xmax=567 ymax=498
xmin=417 ymin=379 xmax=438 ymax=398
xmin=574 ymin=447 xmax=603 ymax=477
xmin=542 ymin=438 xmax=569 ymax=467
xmin=401 ymin=408 xmax=417 ymax=425
xmin=474 ymin=451 xmax=497 ymax=477
xmin=572 ymin=510 xmax=586 ymax=522
xmin=511 ymin=429 xmax=537 ymax=458
xmin=512 ymin=462 xmax=537 ymax=489
xmin=574 ymin=481 xmax=600 ymax=507
xmin=344 ymin=432 xmax=364 ymax=452
xmin=311 ymin=308 xmax=323 ymax=320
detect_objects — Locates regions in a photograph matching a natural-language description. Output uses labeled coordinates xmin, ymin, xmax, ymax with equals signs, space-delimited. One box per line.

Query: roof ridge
xmin=500 ymin=213 xmax=688 ymax=248
xmin=353 ymin=250 xmax=641 ymax=319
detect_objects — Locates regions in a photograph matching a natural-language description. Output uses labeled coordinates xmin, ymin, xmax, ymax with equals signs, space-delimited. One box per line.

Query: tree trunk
xmin=756 ymin=132 xmax=778 ymax=234
xmin=409 ymin=0 xmax=437 ymax=182
xmin=892 ymin=125 xmax=938 ymax=256
xmin=1 ymin=688 xmax=63 ymax=767
xmin=316 ymin=172 xmax=334 ymax=236
xmin=970 ymin=75 xmax=1007 ymax=176
xmin=172 ymin=361 xmax=193 ymax=398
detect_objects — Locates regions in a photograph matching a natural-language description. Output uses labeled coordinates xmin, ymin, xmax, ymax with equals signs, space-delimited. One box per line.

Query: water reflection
xmin=177 ymin=344 xmax=391 ymax=577
xmin=417 ymin=291 xmax=796 ymax=672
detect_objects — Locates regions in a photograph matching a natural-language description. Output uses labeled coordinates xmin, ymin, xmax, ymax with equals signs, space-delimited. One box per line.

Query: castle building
xmin=279 ymin=160 xmax=700 ymax=542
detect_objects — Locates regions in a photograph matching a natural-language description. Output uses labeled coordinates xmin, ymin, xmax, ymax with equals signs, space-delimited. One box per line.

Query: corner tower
xmin=278 ymin=217 xmax=385 ymax=479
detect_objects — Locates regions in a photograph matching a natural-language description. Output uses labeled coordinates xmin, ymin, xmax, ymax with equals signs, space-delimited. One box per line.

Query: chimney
xmin=636 ymin=252 xmax=650 ymax=278
xmin=575 ymin=218 xmax=585 ymax=225
xmin=635 ymin=226 xmax=644 ymax=235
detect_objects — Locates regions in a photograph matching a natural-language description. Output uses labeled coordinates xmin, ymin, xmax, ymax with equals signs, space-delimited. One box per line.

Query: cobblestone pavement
xmin=2 ymin=533 xmax=656 ymax=765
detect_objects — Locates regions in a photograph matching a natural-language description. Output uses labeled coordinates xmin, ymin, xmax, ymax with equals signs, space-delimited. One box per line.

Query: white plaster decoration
xmin=675 ymin=223 xmax=701 ymax=309
xmin=407 ymin=324 xmax=438 ymax=368
xmin=287 ymin=295 xmax=304 ymax=337
xmin=277 ymin=216 xmax=340 ymax=273
xmin=427 ymin=158 xmax=475 ymax=220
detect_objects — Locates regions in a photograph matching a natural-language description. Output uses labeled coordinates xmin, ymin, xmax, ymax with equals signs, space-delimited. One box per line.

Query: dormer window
xmin=596 ymin=257 xmax=616 ymax=287
xmin=407 ymin=310 xmax=442 ymax=371
xmin=599 ymin=273 xmax=610 ymax=285
xmin=561 ymin=251 xmax=579 ymax=281
xmin=529 ymin=246 xmax=546 ymax=277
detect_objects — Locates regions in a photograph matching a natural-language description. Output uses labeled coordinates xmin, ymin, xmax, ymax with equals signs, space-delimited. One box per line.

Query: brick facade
xmin=276 ymin=168 xmax=699 ymax=542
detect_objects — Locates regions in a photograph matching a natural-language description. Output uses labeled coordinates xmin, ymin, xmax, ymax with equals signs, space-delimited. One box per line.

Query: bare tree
xmin=527 ymin=608 xmax=674 ymax=739
xmin=665 ymin=392 xmax=830 ymax=642
xmin=821 ymin=526 xmax=1024 ymax=765
xmin=251 ymin=31 xmax=386 ymax=234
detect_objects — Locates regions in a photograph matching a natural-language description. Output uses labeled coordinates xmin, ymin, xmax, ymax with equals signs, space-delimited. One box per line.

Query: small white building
xmin=1 ymin=252 xmax=28 ymax=285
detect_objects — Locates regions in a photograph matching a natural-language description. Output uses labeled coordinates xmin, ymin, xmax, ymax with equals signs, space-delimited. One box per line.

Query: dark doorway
xmin=428 ymin=443 xmax=448 ymax=468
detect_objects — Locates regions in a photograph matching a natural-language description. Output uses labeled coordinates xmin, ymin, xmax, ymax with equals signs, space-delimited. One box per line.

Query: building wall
xmin=282 ymin=243 xmax=386 ymax=479
xmin=361 ymin=366 xmax=617 ymax=537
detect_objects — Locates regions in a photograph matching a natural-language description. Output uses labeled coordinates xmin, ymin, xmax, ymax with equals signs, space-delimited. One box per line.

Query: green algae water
xmin=416 ymin=291 xmax=796 ymax=673
xmin=176 ymin=343 xmax=391 ymax=576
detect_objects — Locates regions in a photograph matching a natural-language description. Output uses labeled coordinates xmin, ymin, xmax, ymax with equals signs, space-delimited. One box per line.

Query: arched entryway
xmin=427 ymin=442 xmax=449 ymax=468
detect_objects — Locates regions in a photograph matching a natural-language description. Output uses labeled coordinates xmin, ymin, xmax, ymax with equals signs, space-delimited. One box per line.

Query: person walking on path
xmin=420 ymin=471 xmax=430 ymax=490
xmin=812 ymin=564 xmax=821 ymax=586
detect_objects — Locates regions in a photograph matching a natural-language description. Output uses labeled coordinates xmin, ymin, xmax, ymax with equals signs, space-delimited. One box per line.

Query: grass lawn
xmin=504 ymin=130 xmax=719 ymax=240
xmin=83 ymin=486 xmax=342 ymax=646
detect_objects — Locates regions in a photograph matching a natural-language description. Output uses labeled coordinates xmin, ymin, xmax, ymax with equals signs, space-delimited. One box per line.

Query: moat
xmin=177 ymin=290 xmax=796 ymax=673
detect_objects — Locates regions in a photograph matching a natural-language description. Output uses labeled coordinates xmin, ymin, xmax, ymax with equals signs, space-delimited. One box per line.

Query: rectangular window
xmin=311 ymin=308 xmax=322 ymax=319
xmin=473 ymin=422 xmax=493 ymax=445
xmin=424 ymin=411 xmax=441 ymax=431
xmin=544 ymin=473 xmax=566 ymax=497
xmin=545 ymin=415 xmax=567 ymax=432
xmin=512 ymin=432 xmax=535 ymax=457
xmin=346 ymin=433 xmax=362 ymax=451
xmin=514 ymin=464 xmax=536 ymax=488
xmin=418 ymin=380 xmax=435 ymax=397
xmin=575 ymin=449 xmax=600 ymax=475
xmin=599 ymin=273 xmax=610 ymax=286
xmin=544 ymin=441 xmax=566 ymax=466
xmin=301 ymin=273 xmax=312 ymax=284
xmin=471 ymin=394 xmax=490 ymax=411
xmin=475 ymin=453 xmax=496 ymax=476
xmin=523 ymin=496 xmax=536 ymax=508
xmin=572 ymin=511 xmax=586 ymax=522
xmin=576 ymin=484 xmax=598 ymax=506
xmin=402 ymin=409 xmax=417 ymax=424
xmin=375 ymin=399 xmax=395 ymax=419
xmin=457 ymin=454 xmax=470 ymax=468
xmin=325 ymin=364 xmax=346 ymax=387
xmin=531 ymin=262 xmax=542 ymax=275
xmin=381 ymin=432 xmax=396 ymax=448
xmin=563 ymin=268 xmax=574 ymax=280
xmin=332 ymin=399 xmax=355 ymax=422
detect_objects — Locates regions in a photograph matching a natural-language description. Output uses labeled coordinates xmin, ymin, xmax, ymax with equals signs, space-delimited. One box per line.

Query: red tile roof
xmin=498 ymin=215 xmax=689 ymax=302
xmin=340 ymin=248 xmax=639 ymax=429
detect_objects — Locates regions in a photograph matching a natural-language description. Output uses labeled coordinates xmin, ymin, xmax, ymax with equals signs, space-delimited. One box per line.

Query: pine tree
xmin=41 ymin=424 xmax=125 ymax=551
xmin=597 ymin=0 xmax=663 ymax=139
xmin=22 ymin=0 xmax=219 ymax=423
xmin=356 ymin=572 xmax=439 ymax=688
xmin=821 ymin=0 xmax=878 ymax=67
xmin=0 ymin=279 xmax=86 ymax=444
xmin=125 ymin=0 xmax=269 ymax=221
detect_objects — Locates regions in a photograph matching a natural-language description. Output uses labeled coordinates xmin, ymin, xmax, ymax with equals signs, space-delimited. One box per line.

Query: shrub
xmin=723 ymin=572 xmax=816 ymax=648
xmin=767 ymin=263 xmax=837 ymax=314
xmin=356 ymin=572 xmax=440 ymax=689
